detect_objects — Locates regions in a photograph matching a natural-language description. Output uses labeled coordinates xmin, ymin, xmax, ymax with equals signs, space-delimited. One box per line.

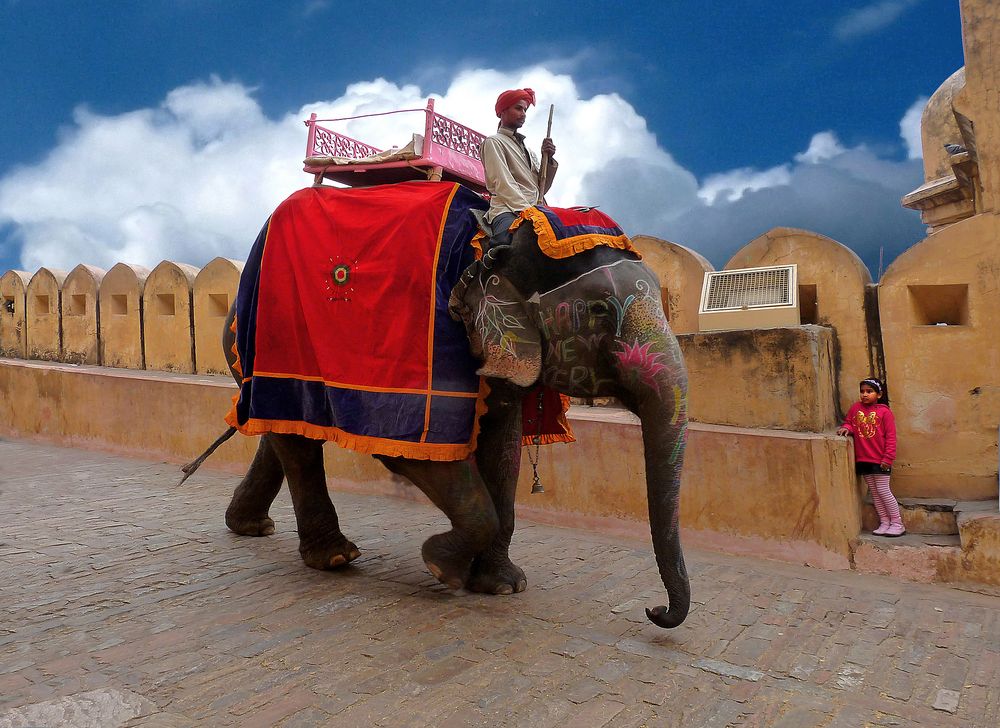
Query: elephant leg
xmin=268 ymin=434 xmax=360 ymax=570
xmin=377 ymin=457 xmax=499 ymax=590
xmin=468 ymin=383 xmax=527 ymax=595
xmin=226 ymin=434 xmax=284 ymax=536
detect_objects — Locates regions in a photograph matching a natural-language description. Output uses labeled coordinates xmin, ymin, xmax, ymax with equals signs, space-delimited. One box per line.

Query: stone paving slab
xmin=1 ymin=437 xmax=998 ymax=727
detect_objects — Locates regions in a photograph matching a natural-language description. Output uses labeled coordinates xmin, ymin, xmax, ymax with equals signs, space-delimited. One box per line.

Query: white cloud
xmin=794 ymin=131 xmax=848 ymax=164
xmin=0 ymin=68 xmax=925 ymax=279
xmin=833 ymin=0 xmax=922 ymax=42
xmin=666 ymin=128 xmax=924 ymax=272
xmin=0 ymin=68 xmax=678 ymax=272
xmin=900 ymin=96 xmax=927 ymax=159
xmin=698 ymin=165 xmax=791 ymax=204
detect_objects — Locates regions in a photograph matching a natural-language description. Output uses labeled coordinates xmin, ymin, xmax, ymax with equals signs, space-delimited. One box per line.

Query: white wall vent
xmin=698 ymin=264 xmax=800 ymax=332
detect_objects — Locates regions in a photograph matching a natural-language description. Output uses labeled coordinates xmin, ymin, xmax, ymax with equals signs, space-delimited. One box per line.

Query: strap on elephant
xmin=528 ymin=390 xmax=545 ymax=494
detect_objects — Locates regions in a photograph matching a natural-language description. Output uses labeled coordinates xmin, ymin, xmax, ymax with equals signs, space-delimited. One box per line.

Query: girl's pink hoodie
xmin=841 ymin=402 xmax=896 ymax=465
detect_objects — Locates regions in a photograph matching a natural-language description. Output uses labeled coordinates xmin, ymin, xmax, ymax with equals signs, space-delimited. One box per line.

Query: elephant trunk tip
xmin=645 ymin=604 xmax=687 ymax=629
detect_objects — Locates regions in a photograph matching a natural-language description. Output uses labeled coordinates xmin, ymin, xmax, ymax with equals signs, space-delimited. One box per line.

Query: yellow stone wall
xmin=62 ymin=264 xmax=105 ymax=365
xmin=25 ymin=268 xmax=66 ymax=361
xmin=678 ymin=326 xmax=838 ymax=432
xmin=0 ymin=270 xmax=29 ymax=358
xmin=143 ymin=261 xmax=198 ymax=374
xmin=725 ymin=228 xmax=875 ymax=417
xmin=878 ymin=213 xmax=1000 ymax=499
xmin=193 ymin=258 xmax=243 ymax=375
xmin=921 ymin=67 xmax=966 ymax=185
xmin=99 ymin=263 xmax=149 ymax=370
xmin=957 ymin=0 xmax=999 ymax=213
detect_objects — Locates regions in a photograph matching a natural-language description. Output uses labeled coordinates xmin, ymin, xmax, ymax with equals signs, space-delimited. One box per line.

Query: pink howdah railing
xmin=304 ymin=99 xmax=487 ymax=189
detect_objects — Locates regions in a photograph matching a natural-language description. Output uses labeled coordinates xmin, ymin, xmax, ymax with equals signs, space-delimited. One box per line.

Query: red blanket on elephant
xmin=226 ymin=181 xmax=572 ymax=461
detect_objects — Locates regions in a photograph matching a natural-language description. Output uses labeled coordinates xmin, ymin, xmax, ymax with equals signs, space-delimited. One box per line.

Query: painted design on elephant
xmin=613 ymin=340 xmax=671 ymax=391
xmin=669 ymin=422 xmax=688 ymax=467
xmin=671 ymin=384 xmax=685 ymax=426
xmin=606 ymin=293 xmax=637 ymax=336
xmin=475 ymin=274 xmax=528 ymax=357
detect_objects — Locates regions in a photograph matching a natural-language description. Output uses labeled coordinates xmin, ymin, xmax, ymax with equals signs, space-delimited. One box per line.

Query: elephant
xmin=220 ymin=216 xmax=690 ymax=629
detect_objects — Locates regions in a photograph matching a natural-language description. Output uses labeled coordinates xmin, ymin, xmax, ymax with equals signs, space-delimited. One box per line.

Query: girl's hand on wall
xmin=836 ymin=427 xmax=851 ymax=436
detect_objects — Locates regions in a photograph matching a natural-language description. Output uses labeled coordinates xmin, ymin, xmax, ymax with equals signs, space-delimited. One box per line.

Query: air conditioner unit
xmin=698 ymin=264 xmax=799 ymax=332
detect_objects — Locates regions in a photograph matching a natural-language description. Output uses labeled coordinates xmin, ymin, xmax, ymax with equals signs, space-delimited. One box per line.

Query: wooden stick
xmin=538 ymin=104 xmax=555 ymax=192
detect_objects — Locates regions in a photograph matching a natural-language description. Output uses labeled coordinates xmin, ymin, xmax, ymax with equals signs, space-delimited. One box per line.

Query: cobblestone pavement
xmin=1 ymin=438 xmax=998 ymax=727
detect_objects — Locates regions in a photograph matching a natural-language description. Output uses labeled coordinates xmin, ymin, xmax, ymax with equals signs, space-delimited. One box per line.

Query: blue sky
xmin=0 ymin=1 xmax=965 ymax=277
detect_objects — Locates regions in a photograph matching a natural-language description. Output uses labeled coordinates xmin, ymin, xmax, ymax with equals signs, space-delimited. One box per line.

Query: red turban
xmin=494 ymin=88 xmax=536 ymax=117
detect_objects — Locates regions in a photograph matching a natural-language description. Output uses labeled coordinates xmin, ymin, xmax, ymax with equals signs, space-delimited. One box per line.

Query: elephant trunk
xmin=641 ymin=400 xmax=690 ymax=629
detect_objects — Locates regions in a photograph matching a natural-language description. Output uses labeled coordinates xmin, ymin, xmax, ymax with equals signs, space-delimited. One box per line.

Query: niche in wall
xmin=208 ymin=293 xmax=229 ymax=317
xmin=111 ymin=294 xmax=128 ymax=315
xmin=155 ymin=293 xmax=176 ymax=316
xmin=908 ymin=284 xmax=969 ymax=326
xmin=69 ymin=294 xmax=87 ymax=316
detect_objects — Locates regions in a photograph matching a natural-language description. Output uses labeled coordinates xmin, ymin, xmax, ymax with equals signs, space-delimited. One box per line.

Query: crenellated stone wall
xmin=1 ymin=257 xmax=243 ymax=376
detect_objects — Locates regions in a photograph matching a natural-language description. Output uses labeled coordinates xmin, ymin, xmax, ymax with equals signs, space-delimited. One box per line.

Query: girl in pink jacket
xmin=837 ymin=378 xmax=904 ymax=536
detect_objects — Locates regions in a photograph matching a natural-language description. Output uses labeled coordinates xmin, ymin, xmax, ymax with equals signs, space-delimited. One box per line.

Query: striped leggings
xmin=863 ymin=473 xmax=902 ymax=526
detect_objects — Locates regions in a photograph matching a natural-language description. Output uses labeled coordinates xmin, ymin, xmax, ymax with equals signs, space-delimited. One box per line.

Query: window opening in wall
xmin=35 ymin=295 xmax=50 ymax=315
xmin=156 ymin=293 xmax=176 ymax=316
xmin=908 ymin=284 xmax=968 ymax=326
xmin=69 ymin=294 xmax=87 ymax=316
xmin=208 ymin=293 xmax=229 ymax=317
xmin=798 ymin=284 xmax=818 ymax=325
xmin=2 ymin=296 xmax=14 ymax=314
xmin=111 ymin=294 xmax=128 ymax=316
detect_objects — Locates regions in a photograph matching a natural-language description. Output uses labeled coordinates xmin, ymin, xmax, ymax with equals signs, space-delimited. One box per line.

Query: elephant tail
xmin=178 ymin=427 xmax=238 ymax=485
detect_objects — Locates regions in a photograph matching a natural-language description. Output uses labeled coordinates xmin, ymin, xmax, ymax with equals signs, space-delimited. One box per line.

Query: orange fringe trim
xmin=224 ymin=378 xmax=492 ymax=462
xmin=510 ymin=207 xmax=641 ymax=260
xmin=229 ymin=315 xmax=243 ymax=379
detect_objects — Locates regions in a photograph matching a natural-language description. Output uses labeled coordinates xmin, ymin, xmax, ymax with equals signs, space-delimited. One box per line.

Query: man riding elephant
xmin=480 ymin=88 xmax=557 ymax=249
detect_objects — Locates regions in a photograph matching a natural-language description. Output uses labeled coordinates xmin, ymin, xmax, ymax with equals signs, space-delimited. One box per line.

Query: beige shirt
xmin=480 ymin=127 xmax=558 ymax=222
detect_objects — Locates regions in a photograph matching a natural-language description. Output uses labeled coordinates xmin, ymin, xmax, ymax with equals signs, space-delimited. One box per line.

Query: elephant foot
xmin=299 ymin=534 xmax=361 ymax=570
xmin=225 ymin=509 xmax=276 ymax=537
xmin=421 ymin=533 xmax=473 ymax=590
xmin=467 ymin=554 xmax=526 ymax=595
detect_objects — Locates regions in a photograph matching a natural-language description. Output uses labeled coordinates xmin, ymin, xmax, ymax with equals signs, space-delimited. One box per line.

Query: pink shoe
xmin=883 ymin=523 xmax=906 ymax=537
xmin=873 ymin=522 xmax=889 ymax=535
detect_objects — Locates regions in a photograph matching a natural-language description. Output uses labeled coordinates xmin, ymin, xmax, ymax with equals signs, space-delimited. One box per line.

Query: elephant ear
xmin=465 ymin=269 xmax=542 ymax=387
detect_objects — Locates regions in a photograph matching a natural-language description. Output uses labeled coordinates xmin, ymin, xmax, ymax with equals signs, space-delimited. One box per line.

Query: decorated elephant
xmin=212 ymin=183 xmax=690 ymax=628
